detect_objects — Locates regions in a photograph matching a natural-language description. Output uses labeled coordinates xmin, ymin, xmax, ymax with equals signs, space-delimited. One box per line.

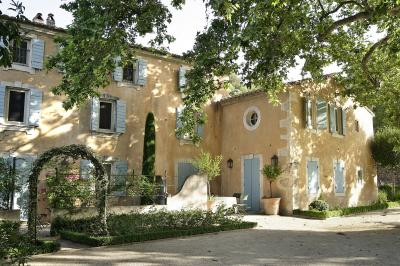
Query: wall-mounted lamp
xmin=227 ymin=158 xmax=233 ymax=169
xmin=271 ymin=154 xmax=278 ymax=167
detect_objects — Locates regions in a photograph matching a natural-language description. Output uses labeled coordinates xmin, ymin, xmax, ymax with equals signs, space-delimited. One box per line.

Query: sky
xmin=2 ymin=0 xmax=208 ymax=55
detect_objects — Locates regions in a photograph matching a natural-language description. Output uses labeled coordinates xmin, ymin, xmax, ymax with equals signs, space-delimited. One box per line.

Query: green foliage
xmin=46 ymin=0 xmax=185 ymax=110
xmin=262 ymin=164 xmax=282 ymax=198
xmin=126 ymin=175 xmax=159 ymax=205
xmin=378 ymin=184 xmax=400 ymax=201
xmin=27 ymin=144 xmax=107 ymax=241
xmin=178 ymin=1 xmax=400 ymax=137
xmin=0 ymin=221 xmax=59 ymax=265
xmin=377 ymin=190 xmax=388 ymax=204
xmin=54 ymin=207 xmax=256 ymax=246
xmin=60 ymin=221 xmax=257 ymax=247
xmin=142 ymin=113 xmax=156 ymax=177
xmin=52 ymin=206 xmax=243 ymax=238
xmin=0 ymin=0 xmax=27 ymax=67
xmin=309 ymin=200 xmax=329 ymax=211
xmin=293 ymin=202 xmax=400 ymax=219
xmin=371 ymin=127 xmax=400 ymax=168
xmin=193 ymin=151 xmax=222 ymax=182
xmin=0 ymin=157 xmax=19 ymax=210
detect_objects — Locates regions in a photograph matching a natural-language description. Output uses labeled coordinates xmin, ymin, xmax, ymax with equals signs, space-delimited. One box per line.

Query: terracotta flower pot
xmin=262 ymin=197 xmax=281 ymax=215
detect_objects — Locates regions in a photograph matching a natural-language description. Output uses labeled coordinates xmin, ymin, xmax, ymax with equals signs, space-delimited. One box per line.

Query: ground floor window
xmin=99 ymin=100 xmax=114 ymax=130
xmin=307 ymin=160 xmax=319 ymax=195
xmin=334 ymin=160 xmax=345 ymax=194
xmin=7 ymin=89 xmax=27 ymax=123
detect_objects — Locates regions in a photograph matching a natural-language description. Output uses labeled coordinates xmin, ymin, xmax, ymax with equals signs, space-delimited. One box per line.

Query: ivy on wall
xmin=27 ymin=144 xmax=107 ymax=241
xmin=142 ymin=113 xmax=156 ymax=177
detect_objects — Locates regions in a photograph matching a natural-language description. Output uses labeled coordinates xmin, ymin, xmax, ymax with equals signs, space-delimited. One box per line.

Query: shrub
xmin=309 ymin=200 xmax=329 ymax=211
xmin=262 ymin=164 xmax=282 ymax=198
xmin=142 ymin=113 xmax=156 ymax=176
xmin=377 ymin=190 xmax=388 ymax=204
xmin=371 ymin=127 xmax=400 ymax=168
xmin=193 ymin=151 xmax=223 ymax=196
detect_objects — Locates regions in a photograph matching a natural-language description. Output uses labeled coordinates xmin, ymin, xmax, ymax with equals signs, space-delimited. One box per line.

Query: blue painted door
xmin=243 ymin=156 xmax=260 ymax=211
xmin=177 ymin=162 xmax=198 ymax=191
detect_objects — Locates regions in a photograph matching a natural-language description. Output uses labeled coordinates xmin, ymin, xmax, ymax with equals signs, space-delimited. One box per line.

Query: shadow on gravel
xmin=30 ymin=226 xmax=400 ymax=265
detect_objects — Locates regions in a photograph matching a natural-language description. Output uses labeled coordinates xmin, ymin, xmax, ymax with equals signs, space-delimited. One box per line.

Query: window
xmin=316 ymin=99 xmax=327 ymax=129
xmin=307 ymin=160 xmax=319 ymax=195
xmin=7 ymin=89 xmax=27 ymax=123
xmin=123 ymin=62 xmax=136 ymax=83
xmin=99 ymin=101 xmax=114 ymax=130
xmin=355 ymin=120 xmax=360 ymax=132
xmin=12 ymin=40 xmax=29 ymax=65
xmin=243 ymin=106 xmax=261 ymax=131
xmin=329 ymin=105 xmax=346 ymax=135
xmin=334 ymin=160 xmax=345 ymax=194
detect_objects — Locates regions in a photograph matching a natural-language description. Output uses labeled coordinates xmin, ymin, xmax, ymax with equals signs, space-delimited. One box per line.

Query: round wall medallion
xmin=243 ymin=106 xmax=261 ymax=131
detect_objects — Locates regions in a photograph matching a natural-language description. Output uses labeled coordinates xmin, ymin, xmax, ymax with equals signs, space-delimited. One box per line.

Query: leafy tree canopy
xmin=47 ymin=0 xmax=185 ymax=109
xmin=0 ymin=0 xmax=26 ymax=67
xmin=179 ymin=0 xmax=400 ymax=139
xmin=371 ymin=126 xmax=400 ymax=168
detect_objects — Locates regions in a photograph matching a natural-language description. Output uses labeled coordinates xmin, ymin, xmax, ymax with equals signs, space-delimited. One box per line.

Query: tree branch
xmin=361 ymin=35 xmax=389 ymax=87
xmin=318 ymin=11 xmax=371 ymax=40
xmin=320 ymin=1 xmax=364 ymax=20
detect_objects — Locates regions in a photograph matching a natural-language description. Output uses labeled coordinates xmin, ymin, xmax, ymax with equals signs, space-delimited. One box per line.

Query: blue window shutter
xmin=115 ymin=100 xmax=126 ymax=133
xmin=175 ymin=107 xmax=183 ymax=138
xmin=304 ymin=98 xmax=312 ymax=128
xmin=15 ymin=156 xmax=35 ymax=220
xmin=0 ymin=84 xmax=5 ymax=123
xmin=341 ymin=108 xmax=347 ymax=135
xmin=316 ymin=99 xmax=327 ymax=129
xmin=329 ymin=104 xmax=336 ymax=133
xmin=196 ymin=123 xmax=204 ymax=138
xmin=112 ymin=160 xmax=128 ymax=195
xmin=177 ymin=162 xmax=198 ymax=191
xmin=136 ymin=59 xmax=147 ymax=86
xmin=31 ymin=39 xmax=45 ymax=69
xmin=113 ymin=56 xmax=123 ymax=82
xmin=307 ymin=161 xmax=318 ymax=194
xmin=80 ymin=160 xmax=93 ymax=179
xmin=178 ymin=66 xmax=186 ymax=91
xmin=28 ymin=88 xmax=42 ymax=126
xmin=91 ymin=98 xmax=99 ymax=131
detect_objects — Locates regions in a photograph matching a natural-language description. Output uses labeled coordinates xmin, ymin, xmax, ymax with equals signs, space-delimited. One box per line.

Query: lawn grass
xmin=293 ymin=201 xmax=400 ymax=219
xmin=60 ymin=221 xmax=257 ymax=247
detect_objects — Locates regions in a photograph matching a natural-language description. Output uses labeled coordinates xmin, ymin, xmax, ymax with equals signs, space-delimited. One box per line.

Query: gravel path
xmin=30 ymin=208 xmax=400 ymax=265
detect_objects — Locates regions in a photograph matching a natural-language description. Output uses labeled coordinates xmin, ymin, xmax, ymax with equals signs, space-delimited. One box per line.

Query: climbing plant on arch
xmin=27 ymin=144 xmax=107 ymax=241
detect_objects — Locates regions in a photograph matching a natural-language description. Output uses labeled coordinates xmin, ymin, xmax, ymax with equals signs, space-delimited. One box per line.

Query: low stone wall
xmin=0 ymin=210 xmax=20 ymax=221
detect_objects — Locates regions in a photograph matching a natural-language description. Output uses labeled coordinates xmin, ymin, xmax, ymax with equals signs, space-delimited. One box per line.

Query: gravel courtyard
xmin=30 ymin=208 xmax=400 ymax=265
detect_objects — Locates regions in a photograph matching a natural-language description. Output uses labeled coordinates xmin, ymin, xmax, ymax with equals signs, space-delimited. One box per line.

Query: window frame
xmin=97 ymin=99 xmax=116 ymax=133
xmin=12 ymin=39 xmax=30 ymax=66
xmin=4 ymin=87 xmax=29 ymax=125
xmin=243 ymin=106 xmax=261 ymax=131
xmin=122 ymin=61 xmax=137 ymax=84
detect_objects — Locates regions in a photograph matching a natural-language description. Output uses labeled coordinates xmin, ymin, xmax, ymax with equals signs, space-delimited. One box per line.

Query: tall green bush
xmin=142 ymin=113 xmax=156 ymax=177
xmin=262 ymin=164 xmax=282 ymax=198
xmin=371 ymin=127 xmax=400 ymax=168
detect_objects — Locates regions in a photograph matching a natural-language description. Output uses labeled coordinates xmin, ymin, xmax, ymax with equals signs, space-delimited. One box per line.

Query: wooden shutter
xmin=334 ymin=161 xmax=345 ymax=193
xmin=196 ymin=123 xmax=204 ymax=138
xmin=112 ymin=160 xmax=128 ymax=196
xmin=177 ymin=162 xmax=198 ymax=191
xmin=31 ymin=39 xmax=45 ymax=69
xmin=304 ymin=98 xmax=312 ymax=128
xmin=307 ymin=160 xmax=319 ymax=194
xmin=80 ymin=160 xmax=94 ymax=179
xmin=329 ymin=104 xmax=336 ymax=133
xmin=113 ymin=56 xmax=123 ymax=82
xmin=28 ymin=88 xmax=42 ymax=127
xmin=316 ymin=99 xmax=327 ymax=129
xmin=341 ymin=108 xmax=347 ymax=135
xmin=115 ymin=100 xmax=126 ymax=133
xmin=175 ymin=107 xmax=183 ymax=139
xmin=0 ymin=84 xmax=5 ymax=124
xmin=136 ymin=59 xmax=147 ymax=86
xmin=178 ymin=66 xmax=186 ymax=91
xmin=91 ymin=98 xmax=100 ymax=131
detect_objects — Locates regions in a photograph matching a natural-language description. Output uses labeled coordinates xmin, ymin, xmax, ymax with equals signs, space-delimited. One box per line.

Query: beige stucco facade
xmin=0 ymin=20 xmax=377 ymax=217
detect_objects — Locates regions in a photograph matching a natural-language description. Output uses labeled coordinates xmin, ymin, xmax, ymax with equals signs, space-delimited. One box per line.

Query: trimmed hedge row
xmin=293 ymin=202 xmax=400 ymax=219
xmin=60 ymin=221 xmax=257 ymax=247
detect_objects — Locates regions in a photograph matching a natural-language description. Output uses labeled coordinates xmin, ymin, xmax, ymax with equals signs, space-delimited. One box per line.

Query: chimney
xmin=33 ymin=13 xmax=44 ymax=24
xmin=46 ymin=13 xmax=55 ymax=27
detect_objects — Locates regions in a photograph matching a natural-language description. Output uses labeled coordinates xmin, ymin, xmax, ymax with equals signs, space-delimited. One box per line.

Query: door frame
xmin=241 ymin=154 xmax=263 ymax=210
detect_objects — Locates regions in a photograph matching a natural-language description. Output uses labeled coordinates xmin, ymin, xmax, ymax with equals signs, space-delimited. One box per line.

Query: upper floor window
xmin=99 ymin=100 xmax=114 ymax=131
xmin=0 ymin=83 xmax=43 ymax=128
xmin=90 ymin=97 xmax=126 ymax=134
xmin=12 ymin=40 xmax=30 ymax=65
xmin=123 ymin=62 xmax=137 ymax=83
xmin=355 ymin=120 xmax=360 ymax=132
xmin=243 ymin=106 xmax=261 ymax=131
xmin=7 ymin=89 xmax=27 ymax=123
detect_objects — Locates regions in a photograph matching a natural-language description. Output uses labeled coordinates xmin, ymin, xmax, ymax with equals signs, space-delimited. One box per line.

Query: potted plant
xmin=193 ymin=151 xmax=223 ymax=210
xmin=262 ymin=163 xmax=282 ymax=215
